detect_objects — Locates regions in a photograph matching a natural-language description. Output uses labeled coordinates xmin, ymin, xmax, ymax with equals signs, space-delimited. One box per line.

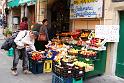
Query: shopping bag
xmin=1 ymin=38 xmax=12 ymax=51
xmin=38 ymin=32 xmax=47 ymax=41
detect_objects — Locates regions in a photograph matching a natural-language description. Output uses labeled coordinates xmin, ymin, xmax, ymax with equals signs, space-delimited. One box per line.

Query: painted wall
xmin=71 ymin=19 xmax=103 ymax=30
xmin=104 ymin=0 xmax=120 ymax=76
xmin=36 ymin=0 xmax=48 ymax=23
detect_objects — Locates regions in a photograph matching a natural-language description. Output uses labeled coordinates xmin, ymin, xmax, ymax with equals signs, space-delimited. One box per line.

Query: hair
xmin=42 ymin=19 xmax=48 ymax=24
xmin=22 ymin=17 xmax=28 ymax=22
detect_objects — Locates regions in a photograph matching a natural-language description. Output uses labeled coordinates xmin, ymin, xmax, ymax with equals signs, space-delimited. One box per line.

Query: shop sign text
xmin=70 ymin=0 xmax=103 ymax=19
xmin=95 ymin=25 xmax=120 ymax=42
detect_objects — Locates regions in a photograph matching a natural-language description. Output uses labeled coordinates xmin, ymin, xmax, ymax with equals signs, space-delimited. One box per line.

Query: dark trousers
xmin=11 ymin=48 xmax=28 ymax=71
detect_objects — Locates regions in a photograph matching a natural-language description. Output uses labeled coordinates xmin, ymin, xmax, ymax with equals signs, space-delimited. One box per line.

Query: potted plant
xmin=3 ymin=28 xmax=12 ymax=38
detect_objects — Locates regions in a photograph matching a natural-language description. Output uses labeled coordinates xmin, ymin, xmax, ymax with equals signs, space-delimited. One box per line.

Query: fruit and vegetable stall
xmin=29 ymin=29 xmax=107 ymax=83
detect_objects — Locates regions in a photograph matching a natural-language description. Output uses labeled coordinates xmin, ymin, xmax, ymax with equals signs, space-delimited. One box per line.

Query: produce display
xmin=46 ymin=29 xmax=106 ymax=75
xmin=29 ymin=29 xmax=106 ymax=79
xmin=31 ymin=51 xmax=45 ymax=61
xmin=80 ymin=50 xmax=97 ymax=58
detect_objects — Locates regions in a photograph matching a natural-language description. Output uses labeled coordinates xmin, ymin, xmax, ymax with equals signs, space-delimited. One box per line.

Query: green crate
xmin=73 ymin=78 xmax=83 ymax=83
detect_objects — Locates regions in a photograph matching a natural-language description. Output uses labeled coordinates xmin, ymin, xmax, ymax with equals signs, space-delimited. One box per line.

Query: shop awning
xmin=19 ymin=0 xmax=36 ymax=6
xmin=7 ymin=0 xmax=20 ymax=8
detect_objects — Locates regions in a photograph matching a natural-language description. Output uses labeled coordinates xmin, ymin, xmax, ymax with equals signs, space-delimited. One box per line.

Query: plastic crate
xmin=43 ymin=60 xmax=52 ymax=73
xmin=73 ymin=66 xmax=84 ymax=80
xmin=73 ymin=78 xmax=83 ymax=83
xmin=52 ymin=74 xmax=72 ymax=83
xmin=53 ymin=65 xmax=73 ymax=78
xmin=29 ymin=58 xmax=44 ymax=74
xmin=45 ymin=50 xmax=58 ymax=60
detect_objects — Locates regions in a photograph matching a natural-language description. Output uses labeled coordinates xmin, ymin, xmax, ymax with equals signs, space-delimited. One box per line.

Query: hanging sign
xmin=95 ymin=25 xmax=120 ymax=42
xmin=70 ymin=0 xmax=103 ymax=19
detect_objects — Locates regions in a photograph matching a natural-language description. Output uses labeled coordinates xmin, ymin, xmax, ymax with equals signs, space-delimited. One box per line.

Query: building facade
xmin=6 ymin=0 xmax=124 ymax=78
xmin=35 ymin=0 xmax=124 ymax=78
xmin=106 ymin=0 xmax=124 ymax=78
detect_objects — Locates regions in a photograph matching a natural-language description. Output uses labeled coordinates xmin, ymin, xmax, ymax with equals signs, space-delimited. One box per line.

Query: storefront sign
xmin=95 ymin=25 xmax=120 ymax=42
xmin=112 ymin=0 xmax=124 ymax=2
xmin=70 ymin=0 xmax=103 ymax=19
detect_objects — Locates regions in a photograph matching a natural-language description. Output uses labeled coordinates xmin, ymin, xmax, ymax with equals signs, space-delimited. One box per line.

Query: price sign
xmin=95 ymin=25 xmax=120 ymax=42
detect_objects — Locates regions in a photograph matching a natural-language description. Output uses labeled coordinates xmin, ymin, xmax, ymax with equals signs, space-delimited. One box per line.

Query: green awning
xmin=19 ymin=0 xmax=36 ymax=6
xmin=7 ymin=0 xmax=20 ymax=8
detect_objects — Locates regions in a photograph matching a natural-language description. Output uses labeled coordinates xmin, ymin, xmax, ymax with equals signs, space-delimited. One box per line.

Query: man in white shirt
xmin=11 ymin=30 xmax=39 ymax=76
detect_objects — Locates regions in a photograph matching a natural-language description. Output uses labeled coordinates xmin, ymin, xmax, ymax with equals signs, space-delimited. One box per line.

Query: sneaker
xmin=23 ymin=70 xmax=32 ymax=74
xmin=11 ymin=70 xmax=18 ymax=76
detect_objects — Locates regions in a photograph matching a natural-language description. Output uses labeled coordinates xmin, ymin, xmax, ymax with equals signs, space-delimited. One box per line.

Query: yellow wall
xmin=71 ymin=19 xmax=103 ymax=31
xmin=36 ymin=0 xmax=47 ymax=23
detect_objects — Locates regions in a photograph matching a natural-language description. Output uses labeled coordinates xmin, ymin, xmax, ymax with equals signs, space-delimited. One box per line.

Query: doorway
xmin=28 ymin=5 xmax=35 ymax=29
xmin=50 ymin=0 xmax=70 ymax=38
xmin=116 ymin=11 xmax=124 ymax=78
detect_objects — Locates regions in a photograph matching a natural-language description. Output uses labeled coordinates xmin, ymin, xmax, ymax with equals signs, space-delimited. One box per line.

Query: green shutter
xmin=116 ymin=11 xmax=124 ymax=78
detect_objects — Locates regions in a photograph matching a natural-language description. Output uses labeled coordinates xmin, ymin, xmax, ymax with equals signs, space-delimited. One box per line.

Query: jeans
xmin=11 ymin=48 xmax=28 ymax=71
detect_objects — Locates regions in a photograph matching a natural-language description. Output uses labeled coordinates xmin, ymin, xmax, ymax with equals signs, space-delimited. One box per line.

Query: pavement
xmin=0 ymin=28 xmax=124 ymax=83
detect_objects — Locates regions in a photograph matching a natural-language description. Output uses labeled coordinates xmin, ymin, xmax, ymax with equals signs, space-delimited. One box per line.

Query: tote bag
xmin=38 ymin=32 xmax=47 ymax=41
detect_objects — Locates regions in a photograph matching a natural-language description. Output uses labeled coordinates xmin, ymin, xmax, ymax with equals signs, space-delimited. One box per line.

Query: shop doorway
xmin=27 ymin=5 xmax=35 ymax=29
xmin=116 ymin=11 xmax=124 ymax=78
xmin=50 ymin=0 xmax=70 ymax=37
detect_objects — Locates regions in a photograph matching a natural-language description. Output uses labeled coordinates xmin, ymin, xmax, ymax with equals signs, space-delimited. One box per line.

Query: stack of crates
xmin=52 ymin=65 xmax=73 ymax=78
xmin=29 ymin=58 xmax=44 ymax=74
xmin=73 ymin=66 xmax=84 ymax=80
xmin=52 ymin=62 xmax=84 ymax=83
xmin=43 ymin=60 xmax=52 ymax=73
xmin=72 ymin=66 xmax=84 ymax=83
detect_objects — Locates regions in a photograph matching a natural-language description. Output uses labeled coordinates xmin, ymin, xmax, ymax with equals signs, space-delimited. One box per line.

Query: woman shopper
xmin=11 ymin=30 xmax=39 ymax=76
xmin=34 ymin=19 xmax=49 ymax=51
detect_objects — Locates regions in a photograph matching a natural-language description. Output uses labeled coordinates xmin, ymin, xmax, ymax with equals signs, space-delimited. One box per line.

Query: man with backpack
xmin=11 ymin=30 xmax=39 ymax=76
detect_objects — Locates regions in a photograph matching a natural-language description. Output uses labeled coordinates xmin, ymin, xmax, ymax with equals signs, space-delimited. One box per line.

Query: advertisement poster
xmin=95 ymin=25 xmax=120 ymax=42
xmin=70 ymin=0 xmax=103 ymax=19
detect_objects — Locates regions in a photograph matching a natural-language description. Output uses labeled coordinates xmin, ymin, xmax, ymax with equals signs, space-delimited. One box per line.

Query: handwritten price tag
xmin=95 ymin=25 xmax=119 ymax=42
